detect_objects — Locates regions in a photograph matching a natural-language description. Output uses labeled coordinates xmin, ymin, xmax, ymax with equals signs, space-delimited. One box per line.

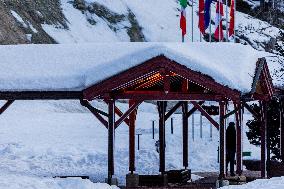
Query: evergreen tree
xmin=246 ymin=98 xmax=281 ymax=160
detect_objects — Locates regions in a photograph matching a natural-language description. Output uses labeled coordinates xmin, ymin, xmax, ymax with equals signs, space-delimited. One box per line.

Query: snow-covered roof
xmin=0 ymin=43 xmax=268 ymax=93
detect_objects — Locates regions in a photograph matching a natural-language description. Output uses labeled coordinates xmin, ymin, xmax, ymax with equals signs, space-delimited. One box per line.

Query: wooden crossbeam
xmin=0 ymin=100 xmax=14 ymax=115
xmin=186 ymin=101 xmax=205 ymax=118
xmin=165 ymin=101 xmax=183 ymax=121
xmin=114 ymin=106 xmax=130 ymax=126
xmin=224 ymin=104 xmax=243 ymax=119
xmin=243 ymin=102 xmax=261 ymax=120
xmin=115 ymin=100 xmax=142 ymax=129
xmin=191 ymin=101 xmax=219 ymax=130
xmin=80 ymin=100 xmax=108 ymax=128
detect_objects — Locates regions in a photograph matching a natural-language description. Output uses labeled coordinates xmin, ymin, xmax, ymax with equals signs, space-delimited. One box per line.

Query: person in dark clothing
xmin=226 ymin=122 xmax=236 ymax=176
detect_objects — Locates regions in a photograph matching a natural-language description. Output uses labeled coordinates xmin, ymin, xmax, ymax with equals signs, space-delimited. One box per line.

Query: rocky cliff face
xmin=0 ymin=0 xmax=67 ymax=44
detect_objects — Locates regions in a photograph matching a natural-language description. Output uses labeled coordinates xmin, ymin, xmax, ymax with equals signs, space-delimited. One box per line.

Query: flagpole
xmin=225 ymin=0 xmax=228 ymax=42
xmin=209 ymin=4 xmax=212 ymax=43
xmin=192 ymin=0 xmax=194 ymax=42
xmin=218 ymin=0 xmax=221 ymax=42
xmin=234 ymin=0 xmax=236 ymax=43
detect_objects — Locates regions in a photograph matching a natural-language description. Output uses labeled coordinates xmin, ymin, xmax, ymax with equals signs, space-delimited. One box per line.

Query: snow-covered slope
xmin=42 ymin=0 xmax=281 ymax=50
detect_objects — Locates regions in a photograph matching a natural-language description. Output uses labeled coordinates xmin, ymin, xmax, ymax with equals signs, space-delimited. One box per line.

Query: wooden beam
xmin=115 ymin=100 xmax=142 ymax=129
xmin=0 ymin=100 xmax=14 ymax=115
xmin=80 ymin=100 xmax=108 ymax=128
xmin=112 ymin=91 xmax=226 ymax=101
xmin=191 ymin=101 xmax=220 ymax=130
xmin=83 ymin=56 xmax=241 ymax=100
xmin=186 ymin=101 xmax=205 ymax=118
xmin=224 ymin=104 xmax=242 ymax=119
xmin=235 ymin=102 xmax=243 ymax=175
xmin=129 ymin=100 xmax=137 ymax=173
xmin=114 ymin=106 xmax=130 ymax=126
xmin=157 ymin=101 xmax=167 ymax=174
xmin=219 ymin=101 xmax=226 ymax=179
xmin=280 ymin=98 xmax=284 ymax=163
xmin=107 ymin=99 xmax=115 ymax=183
xmin=0 ymin=91 xmax=82 ymax=100
xmin=182 ymin=101 xmax=189 ymax=169
xmin=243 ymin=102 xmax=261 ymax=120
xmin=260 ymin=101 xmax=267 ymax=178
xmin=165 ymin=101 xmax=183 ymax=121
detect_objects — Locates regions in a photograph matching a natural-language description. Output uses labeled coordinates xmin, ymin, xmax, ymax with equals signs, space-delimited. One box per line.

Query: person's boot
xmin=230 ymin=172 xmax=235 ymax=177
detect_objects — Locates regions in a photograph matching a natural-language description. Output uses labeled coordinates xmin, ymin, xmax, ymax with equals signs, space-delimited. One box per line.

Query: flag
xmin=214 ymin=0 xmax=224 ymax=41
xmin=229 ymin=0 xmax=235 ymax=37
xmin=204 ymin=0 xmax=212 ymax=30
xmin=198 ymin=0 xmax=205 ymax=34
xmin=180 ymin=0 xmax=188 ymax=8
xmin=179 ymin=0 xmax=187 ymax=36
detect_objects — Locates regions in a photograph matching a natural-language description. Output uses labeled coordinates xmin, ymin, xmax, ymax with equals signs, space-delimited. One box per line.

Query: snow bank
xmin=0 ymin=173 xmax=118 ymax=189
xmin=0 ymin=43 xmax=265 ymax=93
xmin=221 ymin=177 xmax=284 ymax=189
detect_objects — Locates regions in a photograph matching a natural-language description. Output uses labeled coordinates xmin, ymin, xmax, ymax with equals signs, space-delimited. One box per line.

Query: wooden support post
xmin=219 ymin=101 xmax=226 ymax=179
xmin=129 ymin=100 xmax=137 ymax=174
xmin=235 ymin=102 xmax=243 ymax=175
xmin=260 ymin=101 xmax=267 ymax=178
xmin=280 ymin=98 xmax=284 ymax=163
xmin=157 ymin=101 xmax=167 ymax=174
xmin=107 ymin=99 xmax=115 ymax=183
xmin=182 ymin=101 xmax=189 ymax=169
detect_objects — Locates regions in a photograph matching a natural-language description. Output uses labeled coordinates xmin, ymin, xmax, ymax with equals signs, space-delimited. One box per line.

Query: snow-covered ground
xmin=0 ymin=100 xmax=259 ymax=187
xmin=221 ymin=176 xmax=284 ymax=189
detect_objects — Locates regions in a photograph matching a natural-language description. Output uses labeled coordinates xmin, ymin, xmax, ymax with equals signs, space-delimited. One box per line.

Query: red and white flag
xmin=180 ymin=7 xmax=187 ymax=36
xmin=229 ymin=0 xmax=235 ymax=37
xmin=214 ymin=0 xmax=224 ymax=41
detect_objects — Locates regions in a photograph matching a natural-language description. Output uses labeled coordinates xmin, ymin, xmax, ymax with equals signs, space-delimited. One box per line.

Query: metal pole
xmin=219 ymin=0 xmax=221 ymax=42
xmin=225 ymin=0 xmax=229 ymax=41
xmin=200 ymin=113 xmax=203 ymax=138
xmin=209 ymin=5 xmax=212 ymax=42
xmin=137 ymin=134 xmax=142 ymax=150
xmin=210 ymin=122 xmax=213 ymax=140
xmin=192 ymin=113 xmax=195 ymax=141
xmin=171 ymin=117 xmax=174 ymax=134
xmin=234 ymin=0 xmax=236 ymax=43
xmin=192 ymin=0 xmax=194 ymax=42
xmin=152 ymin=120 xmax=155 ymax=139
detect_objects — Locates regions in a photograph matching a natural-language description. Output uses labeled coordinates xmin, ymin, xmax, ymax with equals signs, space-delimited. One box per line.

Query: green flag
xmin=180 ymin=0 xmax=187 ymax=8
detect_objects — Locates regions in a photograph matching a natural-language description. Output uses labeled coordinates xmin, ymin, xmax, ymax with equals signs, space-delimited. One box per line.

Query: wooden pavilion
xmin=0 ymin=43 xmax=276 ymax=186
